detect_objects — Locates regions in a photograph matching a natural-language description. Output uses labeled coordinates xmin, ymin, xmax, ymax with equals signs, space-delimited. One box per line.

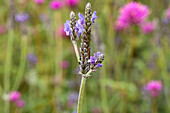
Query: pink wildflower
xmin=34 ymin=0 xmax=45 ymax=5
xmin=9 ymin=91 xmax=21 ymax=102
xmin=140 ymin=21 xmax=156 ymax=34
xmin=65 ymin=0 xmax=80 ymax=7
xmin=15 ymin=99 xmax=25 ymax=108
xmin=49 ymin=0 xmax=63 ymax=10
xmin=114 ymin=19 xmax=129 ymax=31
xmin=166 ymin=7 xmax=170 ymax=20
xmin=60 ymin=61 xmax=70 ymax=69
xmin=117 ymin=2 xmax=150 ymax=26
xmin=145 ymin=80 xmax=162 ymax=97
xmin=57 ymin=25 xmax=68 ymax=37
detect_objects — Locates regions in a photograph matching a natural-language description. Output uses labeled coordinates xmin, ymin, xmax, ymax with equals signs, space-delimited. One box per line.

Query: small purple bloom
xmin=97 ymin=52 xmax=101 ymax=59
xmin=75 ymin=21 xmax=83 ymax=37
xmin=60 ymin=60 xmax=70 ymax=69
xmin=15 ymin=99 xmax=25 ymax=108
xmin=64 ymin=20 xmax=72 ymax=36
xmin=15 ymin=13 xmax=29 ymax=23
xmin=91 ymin=11 xmax=97 ymax=25
xmin=97 ymin=63 xmax=103 ymax=68
xmin=26 ymin=54 xmax=38 ymax=66
xmin=78 ymin=13 xmax=85 ymax=25
xmin=90 ymin=53 xmax=96 ymax=65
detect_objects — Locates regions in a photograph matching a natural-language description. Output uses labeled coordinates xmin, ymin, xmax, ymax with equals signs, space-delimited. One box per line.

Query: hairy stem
xmin=77 ymin=77 xmax=86 ymax=113
xmin=73 ymin=42 xmax=80 ymax=62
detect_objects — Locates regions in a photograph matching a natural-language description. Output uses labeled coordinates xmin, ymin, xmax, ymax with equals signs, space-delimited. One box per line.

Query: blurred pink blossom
xmin=65 ymin=0 xmax=80 ymax=7
xmin=166 ymin=7 xmax=170 ymax=20
xmin=60 ymin=61 xmax=70 ymax=69
xmin=50 ymin=0 xmax=63 ymax=10
xmin=57 ymin=25 xmax=68 ymax=37
xmin=9 ymin=91 xmax=21 ymax=102
xmin=34 ymin=0 xmax=45 ymax=5
xmin=0 ymin=25 xmax=7 ymax=34
xmin=114 ymin=19 xmax=129 ymax=31
xmin=140 ymin=21 xmax=156 ymax=34
xmin=15 ymin=99 xmax=25 ymax=108
xmin=115 ymin=2 xmax=150 ymax=30
xmin=145 ymin=80 xmax=162 ymax=97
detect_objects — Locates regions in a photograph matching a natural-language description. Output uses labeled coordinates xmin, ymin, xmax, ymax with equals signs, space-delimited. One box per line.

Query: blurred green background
xmin=0 ymin=0 xmax=170 ymax=113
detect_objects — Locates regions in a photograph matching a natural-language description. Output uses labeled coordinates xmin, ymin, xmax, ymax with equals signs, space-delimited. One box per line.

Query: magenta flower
xmin=50 ymin=0 xmax=63 ymax=10
xmin=34 ymin=0 xmax=45 ymax=5
xmin=116 ymin=2 xmax=150 ymax=28
xmin=15 ymin=99 xmax=25 ymax=108
xmin=145 ymin=80 xmax=162 ymax=97
xmin=9 ymin=91 xmax=21 ymax=102
xmin=114 ymin=19 xmax=129 ymax=31
xmin=60 ymin=61 xmax=70 ymax=69
xmin=140 ymin=21 xmax=156 ymax=34
xmin=166 ymin=7 xmax=170 ymax=20
xmin=65 ymin=0 xmax=80 ymax=7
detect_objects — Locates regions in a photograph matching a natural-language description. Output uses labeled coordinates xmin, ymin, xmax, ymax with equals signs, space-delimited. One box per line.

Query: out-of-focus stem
xmin=77 ymin=77 xmax=86 ymax=113
xmin=13 ymin=36 xmax=27 ymax=90
xmin=126 ymin=27 xmax=135 ymax=81
xmin=73 ymin=42 xmax=80 ymax=62
xmin=152 ymin=98 xmax=157 ymax=113
xmin=4 ymin=30 xmax=14 ymax=113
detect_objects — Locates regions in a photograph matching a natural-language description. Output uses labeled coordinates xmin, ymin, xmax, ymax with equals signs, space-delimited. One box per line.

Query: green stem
xmin=4 ymin=30 xmax=14 ymax=113
xmin=73 ymin=42 xmax=80 ymax=62
xmin=13 ymin=36 xmax=27 ymax=90
xmin=77 ymin=77 xmax=86 ymax=113
xmin=152 ymin=98 xmax=157 ymax=113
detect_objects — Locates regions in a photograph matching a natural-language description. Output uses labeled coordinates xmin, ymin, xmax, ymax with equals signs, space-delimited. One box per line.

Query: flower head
xmin=64 ymin=20 xmax=72 ymax=36
xmin=90 ymin=53 xmax=96 ymax=66
xmin=60 ymin=61 xmax=70 ymax=69
xmin=26 ymin=54 xmax=38 ymax=66
xmin=49 ymin=0 xmax=63 ymax=10
xmin=15 ymin=13 xmax=29 ymax=23
xmin=114 ymin=19 xmax=129 ymax=31
xmin=65 ymin=0 xmax=80 ymax=7
xmin=118 ymin=2 xmax=150 ymax=25
xmin=15 ymin=99 xmax=25 ymax=108
xmin=140 ymin=21 xmax=155 ymax=34
xmin=91 ymin=11 xmax=97 ymax=25
xmin=145 ymin=80 xmax=162 ymax=97
xmin=166 ymin=7 xmax=170 ymax=20
xmin=34 ymin=0 xmax=45 ymax=5
xmin=9 ymin=91 xmax=21 ymax=102
xmin=90 ymin=52 xmax=104 ymax=68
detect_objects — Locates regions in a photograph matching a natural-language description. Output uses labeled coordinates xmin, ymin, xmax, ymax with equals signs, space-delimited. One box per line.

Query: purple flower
xmin=49 ymin=0 xmax=63 ymax=10
xmin=64 ymin=20 xmax=71 ymax=36
xmin=78 ymin=13 xmax=85 ymax=25
xmin=75 ymin=21 xmax=83 ymax=37
xmin=117 ymin=2 xmax=150 ymax=26
xmin=97 ymin=63 xmax=103 ymax=68
xmin=9 ymin=91 xmax=21 ymax=102
xmin=91 ymin=11 xmax=97 ymax=25
xmin=26 ymin=54 xmax=38 ymax=66
xmin=140 ymin=21 xmax=156 ymax=34
xmin=15 ymin=99 xmax=25 ymax=108
xmin=97 ymin=52 xmax=101 ymax=59
xmin=90 ymin=53 xmax=96 ymax=65
xmin=145 ymin=80 xmax=162 ymax=97
xmin=15 ymin=13 xmax=29 ymax=23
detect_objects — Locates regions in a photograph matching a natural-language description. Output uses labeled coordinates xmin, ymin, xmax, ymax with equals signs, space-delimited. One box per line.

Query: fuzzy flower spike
xmin=64 ymin=3 xmax=104 ymax=113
